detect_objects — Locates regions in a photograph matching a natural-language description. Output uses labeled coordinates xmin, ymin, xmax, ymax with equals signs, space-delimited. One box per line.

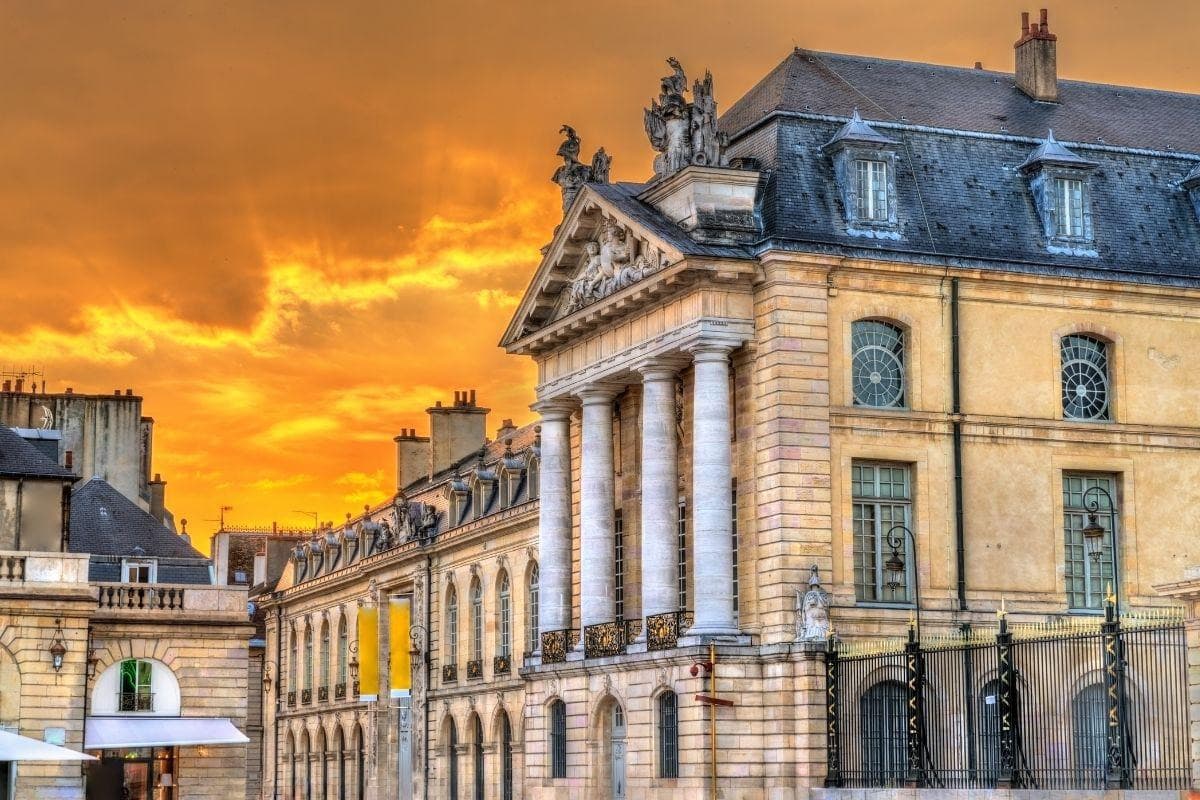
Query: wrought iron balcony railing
xmin=442 ymin=663 xmax=458 ymax=683
xmin=352 ymin=680 xmax=359 ymax=698
xmin=466 ymin=659 xmax=483 ymax=679
xmin=493 ymin=654 xmax=511 ymax=675
xmin=317 ymin=686 xmax=328 ymax=702
xmin=584 ymin=620 xmax=625 ymax=659
xmin=301 ymin=688 xmax=312 ymax=705
xmin=540 ymin=629 xmax=572 ymax=664
xmin=646 ymin=610 xmax=693 ymax=651
xmin=286 ymin=691 xmax=296 ymax=708
xmin=334 ymin=683 xmax=346 ymax=700
xmin=118 ymin=692 xmax=153 ymax=712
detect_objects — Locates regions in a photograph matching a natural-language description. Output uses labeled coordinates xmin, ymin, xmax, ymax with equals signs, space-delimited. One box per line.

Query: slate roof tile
xmin=0 ymin=426 xmax=75 ymax=479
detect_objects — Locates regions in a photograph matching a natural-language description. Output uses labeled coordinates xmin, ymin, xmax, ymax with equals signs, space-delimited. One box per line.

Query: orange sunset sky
xmin=1 ymin=1 xmax=1197 ymax=547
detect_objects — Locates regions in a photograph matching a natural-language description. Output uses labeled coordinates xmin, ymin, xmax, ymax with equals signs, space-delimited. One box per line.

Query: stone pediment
xmin=500 ymin=186 xmax=686 ymax=350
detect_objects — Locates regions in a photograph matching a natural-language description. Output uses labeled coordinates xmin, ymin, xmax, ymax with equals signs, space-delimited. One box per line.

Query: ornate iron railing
xmin=466 ymin=659 xmax=483 ymax=679
xmin=334 ymin=683 xmax=346 ymax=700
xmin=584 ymin=621 xmax=625 ymax=658
xmin=493 ymin=654 xmax=511 ymax=675
xmin=352 ymin=680 xmax=359 ymax=697
xmin=540 ymin=629 xmax=571 ymax=664
xmin=442 ymin=663 xmax=458 ymax=683
xmin=286 ymin=691 xmax=296 ymax=708
xmin=646 ymin=610 xmax=692 ymax=651
xmin=826 ymin=602 xmax=1188 ymax=790
xmin=300 ymin=688 xmax=312 ymax=705
xmin=317 ymin=686 xmax=328 ymax=702
xmin=624 ymin=618 xmax=643 ymax=643
xmin=118 ymin=692 xmax=153 ymax=712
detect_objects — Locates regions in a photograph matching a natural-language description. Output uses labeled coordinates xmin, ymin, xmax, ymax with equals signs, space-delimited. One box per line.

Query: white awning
xmin=84 ymin=717 xmax=249 ymax=749
xmin=0 ymin=729 xmax=96 ymax=762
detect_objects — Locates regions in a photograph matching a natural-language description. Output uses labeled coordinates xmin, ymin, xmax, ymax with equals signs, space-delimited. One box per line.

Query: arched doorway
xmin=593 ymin=698 xmax=626 ymax=800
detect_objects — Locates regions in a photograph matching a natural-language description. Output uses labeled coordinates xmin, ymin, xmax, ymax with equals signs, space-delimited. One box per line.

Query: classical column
xmin=639 ymin=362 xmax=681 ymax=621
xmin=534 ymin=400 xmax=574 ymax=644
xmin=689 ymin=343 xmax=739 ymax=636
xmin=579 ymin=385 xmax=620 ymax=631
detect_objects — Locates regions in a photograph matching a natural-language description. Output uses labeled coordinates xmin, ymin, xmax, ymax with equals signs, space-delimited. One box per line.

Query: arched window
xmin=549 ymin=700 xmax=567 ymax=779
xmin=335 ymin=727 xmax=346 ymax=800
xmin=1061 ymin=334 xmax=1110 ymax=420
xmin=1072 ymin=682 xmax=1107 ymax=779
xmin=320 ymin=619 xmax=331 ymax=697
xmin=851 ymin=320 xmax=906 ymax=409
xmin=354 ymin=723 xmax=365 ymax=800
xmin=657 ymin=691 xmax=678 ymax=779
xmin=498 ymin=709 xmax=513 ymax=800
xmin=289 ymin=628 xmax=298 ymax=697
xmin=497 ymin=571 xmax=511 ymax=659
xmin=470 ymin=578 xmax=483 ymax=663
xmin=317 ymin=728 xmax=328 ymax=800
xmin=526 ymin=563 xmax=539 ymax=655
xmin=445 ymin=585 xmax=459 ymax=670
xmin=447 ymin=718 xmax=460 ymax=798
xmin=472 ymin=713 xmax=485 ymax=800
xmin=337 ymin=613 xmax=348 ymax=689
xmin=860 ymin=680 xmax=907 ymax=785
xmin=304 ymin=621 xmax=314 ymax=698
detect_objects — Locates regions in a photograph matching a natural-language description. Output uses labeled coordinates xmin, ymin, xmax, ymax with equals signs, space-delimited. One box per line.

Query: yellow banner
xmin=357 ymin=605 xmax=378 ymax=702
xmin=389 ymin=596 xmax=412 ymax=697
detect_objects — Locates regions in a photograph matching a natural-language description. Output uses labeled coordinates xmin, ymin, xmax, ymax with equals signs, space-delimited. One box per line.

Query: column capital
xmin=686 ymin=336 xmax=740 ymax=361
xmin=635 ymin=355 xmax=690 ymax=381
xmin=575 ymin=382 xmax=624 ymax=404
xmin=531 ymin=398 xmax=576 ymax=420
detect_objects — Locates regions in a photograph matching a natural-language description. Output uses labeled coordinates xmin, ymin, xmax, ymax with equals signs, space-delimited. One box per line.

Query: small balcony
xmin=493 ymin=654 xmax=511 ymax=675
xmin=442 ymin=663 xmax=458 ymax=683
xmin=301 ymin=688 xmax=312 ymax=705
xmin=540 ymin=629 xmax=572 ymax=664
xmin=317 ymin=686 xmax=328 ymax=702
xmin=286 ymin=691 xmax=296 ymax=708
xmin=466 ymin=659 xmax=483 ymax=679
xmin=584 ymin=621 xmax=625 ymax=659
xmin=646 ymin=610 xmax=693 ymax=651
xmin=117 ymin=692 xmax=153 ymax=712
xmin=334 ymin=683 xmax=346 ymax=700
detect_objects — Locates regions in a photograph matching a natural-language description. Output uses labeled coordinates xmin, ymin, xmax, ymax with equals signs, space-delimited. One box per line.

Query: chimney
xmin=393 ymin=427 xmax=432 ymax=493
xmin=1015 ymin=8 xmax=1058 ymax=102
xmin=64 ymin=450 xmax=74 ymax=471
xmin=148 ymin=473 xmax=167 ymax=525
xmin=14 ymin=379 xmax=23 ymax=393
xmin=496 ymin=418 xmax=517 ymax=441
xmin=427 ymin=390 xmax=489 ymax=478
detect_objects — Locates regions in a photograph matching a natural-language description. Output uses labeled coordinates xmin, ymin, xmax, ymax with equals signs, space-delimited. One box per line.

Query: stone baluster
xmin=579 ymin=385 xmax=620 ymax=633
xmin=689 ymin=342 xmax=739 ymax=636
xmin=639 ymin=361 xmax=683 ymax=623
xmin=533 ymin=400 xmax=575 ymax=647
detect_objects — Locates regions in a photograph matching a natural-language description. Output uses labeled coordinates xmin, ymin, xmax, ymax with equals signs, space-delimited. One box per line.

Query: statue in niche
xmin=392 ymin=494 xmax=416 ymax=542
xmin=416 ymin=503 xmax=440 ymax=542
xmin=796 ymin=564 xmax=832 ymax=642
xmin=644 ymin=57 xmax=726 ymax=179
xmin=551 ymin=125 xmax=611 ymax=214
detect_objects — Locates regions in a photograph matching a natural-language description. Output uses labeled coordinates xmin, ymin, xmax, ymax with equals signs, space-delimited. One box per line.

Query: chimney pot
xmin=1021 ymin=11 xmax=1029 ymax=34
xmin=2 ymin=380 xmax=9 ymax=392
xmin=125 ymin=388 xmax=133 ymax=396
xmin=14 ymin=379 xmax=23 ymax=392
xmin=974 ymin=61 xmax=983 ymax=70
xmin=114 ymin=389 xmax=120 ymax=396
xmin=470 ymin=389 xmax=477 ymax=406
xmin=65 ymin=387 xmax=73 ymax=394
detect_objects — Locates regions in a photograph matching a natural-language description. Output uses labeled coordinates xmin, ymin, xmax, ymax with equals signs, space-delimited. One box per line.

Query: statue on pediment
xmin=551 ymin=125 xmax=611 ymax=214
xmin=644 ymin=58 xmax=726 ymax=179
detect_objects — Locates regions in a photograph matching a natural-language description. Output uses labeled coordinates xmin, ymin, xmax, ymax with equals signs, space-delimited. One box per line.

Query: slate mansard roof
xmin=0 ymin=426 xmax=75 ymax=479
xmin=711 ymin=49 xmax=1200 ymax=285
xmin=70 ymin=477 xmax=211 ymax=584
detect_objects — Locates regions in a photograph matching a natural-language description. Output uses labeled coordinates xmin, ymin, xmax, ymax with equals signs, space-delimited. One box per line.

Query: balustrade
xmin=96 ymin=584 xmax=186 ymax=611
xmin=0 ymin=555 xmax=25 ymax=582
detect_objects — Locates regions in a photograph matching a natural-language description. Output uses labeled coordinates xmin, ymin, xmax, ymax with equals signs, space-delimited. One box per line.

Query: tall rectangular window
xmin=549 ymin=700 xmax=567 ymax=779
xmin=677 ymin=500 xmax=688 ymax=611
xmin=855 ymin=159 xmax=889 ymax=221
xmin=1054 ymin=177 xmax=1085 ymax=238
xmin=1064 ymin=473 xmax=1118 ymax=610
xmin=614 ymin=513 xmax=625 ymax=621
xmin=852 ymin=462 xmax=913 ymax=603
xmin=731 ymin=479 xmax=739 ymax=622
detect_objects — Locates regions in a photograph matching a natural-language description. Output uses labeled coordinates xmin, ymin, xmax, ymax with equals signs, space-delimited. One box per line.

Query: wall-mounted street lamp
xmin=262 ymin=662 xmax=274 ymax=694
xmin=1080 ymin=485 xmax=1120 ymax=610
xmin=409 ymin=625 xmax=429 ymax=663
xmin=348 ymin=640 xmax=360 ymax=683
xmin=882 ymin=525 xmax=922 ymax=638
xmin=48 ymin=619 xmax=67 ymax=672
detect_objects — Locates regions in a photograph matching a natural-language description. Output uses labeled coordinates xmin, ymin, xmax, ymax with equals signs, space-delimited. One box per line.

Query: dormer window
xmin=122 ymin=558 xmax=156 ymax=583
xmin=1182 ymin=163 xmax=1200 ymax=222
xmin=1020 ymin=131 xmax=1098 ymax=254
xmin=856 ymin=159 xmax=890 ymax=221
xmin=824 ymin=111 xmax=901 ymax=238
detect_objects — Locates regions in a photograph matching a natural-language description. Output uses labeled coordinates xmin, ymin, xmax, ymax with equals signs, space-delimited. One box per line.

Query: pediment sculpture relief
xmin=560 ymin=218 xmax=668 ymax=316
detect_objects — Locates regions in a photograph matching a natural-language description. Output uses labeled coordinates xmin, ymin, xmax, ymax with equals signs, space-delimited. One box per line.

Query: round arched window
xmin=852 ymin=320 xmax=906 ymax=408
xmin=1061 ymin=335 xmax=1110 ymax=420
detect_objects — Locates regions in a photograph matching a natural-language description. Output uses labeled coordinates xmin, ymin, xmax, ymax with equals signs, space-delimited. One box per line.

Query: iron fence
xmin=826 ymin=601 xmax=1188 ymax=790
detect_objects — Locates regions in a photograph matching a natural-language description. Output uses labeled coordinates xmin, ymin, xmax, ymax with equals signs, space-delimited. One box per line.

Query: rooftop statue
xmin=551 ymin=125 xmax=611 ymax=214
xmin=644 ymin=57 xmax=727 ymax=179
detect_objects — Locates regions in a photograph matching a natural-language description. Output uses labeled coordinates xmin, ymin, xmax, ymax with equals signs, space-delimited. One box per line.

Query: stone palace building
xmin=261 ymin=10 xmax=1200 ymax=800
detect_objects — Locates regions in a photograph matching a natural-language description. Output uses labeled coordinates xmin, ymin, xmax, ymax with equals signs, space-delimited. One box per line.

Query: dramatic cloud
xmin=1 ymin=1 xmax=1196 ymax=543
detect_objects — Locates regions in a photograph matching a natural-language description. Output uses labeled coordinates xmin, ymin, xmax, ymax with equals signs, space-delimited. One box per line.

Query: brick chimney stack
xmin=393 ymin=427 xmax=431 ymax=493
xmin=427 ymin=390 xmax=489 ymax=479
xmin=1015 ymin=8 xmax=1058 ymax=102
xmin=148 ymin=473 xmax=167 ymax=525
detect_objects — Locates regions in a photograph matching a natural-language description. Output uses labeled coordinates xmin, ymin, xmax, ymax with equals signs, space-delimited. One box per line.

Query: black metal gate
xmin=825 ymin=601 xmax=1189 ymax=790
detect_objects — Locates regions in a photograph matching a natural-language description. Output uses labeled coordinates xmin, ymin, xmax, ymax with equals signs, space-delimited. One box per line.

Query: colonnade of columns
xmin=535 ymin=339 xmax=740 ymax=652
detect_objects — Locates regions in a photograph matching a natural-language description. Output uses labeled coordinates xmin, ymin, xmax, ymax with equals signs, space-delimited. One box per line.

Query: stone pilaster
xmin=578 ymin=386 xmax=620 ymax=631
xmin=689 ymin=344 xmax=738 ymax=636
xmin=639 ymin=362 xmax=682 ymax=621
xmin=534 ymin=400 xmax=575 ymax=640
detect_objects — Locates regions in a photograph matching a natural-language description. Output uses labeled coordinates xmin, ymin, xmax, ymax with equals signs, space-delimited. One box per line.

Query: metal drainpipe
xmin=274 ymin=604 xmax=283 ymax=800
xmin=951 ymin=278 xmax=968 ymax=611
xmin=423 ymin=554 xmax=432 ymax=800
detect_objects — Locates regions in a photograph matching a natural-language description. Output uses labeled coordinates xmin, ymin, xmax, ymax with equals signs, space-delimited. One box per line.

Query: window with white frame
xmin=1053 ymin=177 xmax=1086 ymax=239
xmin=445 ymin=585 xmax=459 ymax=668
xmin=855 ymin=159 xmax=890 ymax=221
xmin=319 ymin=619 xmax=330 ymax=693
xmin=526 ymin=564 xmax=539 ymax=654
xmin=614 ymin=512 xmax=625 ymax=621
xmin=1063 ymin=473 xmax=1118 ymax=611
xmin=470 ymin=578 xmax=483 ymax=662
xmin=1061 ymin=334 xmax=1110 ymax=421
xmin=337 ymin=614 xmax=348 ymax=686
xmin=852 ymin=462 xmax=913 ymax=604
xmin=122 ymin=558 xmax=156 ymax=583
xmin=497 ymin=571 xmax=511 ymax=659
xmin=303 ymin=621 xmax=314 ymax=693
xmin=852 ymin=320 xmax=906 ymax=409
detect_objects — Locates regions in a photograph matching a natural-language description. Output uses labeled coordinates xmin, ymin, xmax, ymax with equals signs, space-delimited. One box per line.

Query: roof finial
xmin=851 ymin=107 xmax=863 ymax=123
xmin=1047 ymin=128 xmax=1057 ymax=143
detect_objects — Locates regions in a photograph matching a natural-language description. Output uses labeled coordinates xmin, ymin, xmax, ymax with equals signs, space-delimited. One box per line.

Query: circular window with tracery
xmin=1061 ymin=334 xmax=1110 ymax=420
xmin=851 ymin=320 xmax=906 ymax=408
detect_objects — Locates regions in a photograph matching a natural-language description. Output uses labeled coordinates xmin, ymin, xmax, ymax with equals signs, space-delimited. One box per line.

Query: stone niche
xmin=638 ymin=165 xmax=760 ymax=244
